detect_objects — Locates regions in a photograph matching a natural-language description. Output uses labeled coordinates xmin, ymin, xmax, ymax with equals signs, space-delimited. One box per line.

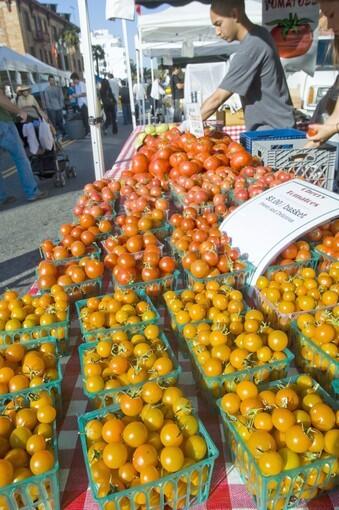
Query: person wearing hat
xmin=0 ymin=89 xmax=47 ymax=207
xmin=16 ymin=85 xmax=47 ymax=120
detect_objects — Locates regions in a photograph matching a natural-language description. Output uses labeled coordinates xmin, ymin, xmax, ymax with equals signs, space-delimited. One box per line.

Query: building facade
xmin=0 ymin=0 xmax=83 ymax=73
xmin=90 ymin=29 xmax=127 ymax=79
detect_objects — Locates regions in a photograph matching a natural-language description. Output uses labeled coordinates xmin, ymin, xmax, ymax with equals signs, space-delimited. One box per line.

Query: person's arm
xmin=201 ymin=88 xmax=233 ymax=121
xmin=0 ymin=90 xmax=27 ymax=119
xmin=306 ymin=97 xmax=339 ymax=147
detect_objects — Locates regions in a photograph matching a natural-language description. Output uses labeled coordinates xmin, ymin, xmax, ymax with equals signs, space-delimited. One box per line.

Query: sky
xmin=44 ymin=1 xmax=167 ymax=63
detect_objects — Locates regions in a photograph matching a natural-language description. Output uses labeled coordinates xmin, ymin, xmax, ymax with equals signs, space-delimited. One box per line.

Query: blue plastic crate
xmin=240 ymin=128 xmax=306 ymax=153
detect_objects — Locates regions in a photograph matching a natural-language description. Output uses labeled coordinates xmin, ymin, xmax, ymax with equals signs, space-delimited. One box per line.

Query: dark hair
xmin=211 ymin=0 xmax=245 ymax=16
xmin=121 ymin=80 xmax=126 ymax=86
xmin=48 ymin=74 xmax=54 ymax=80
xmin=70 ymin=72 xmax=79 ymax=80
xmin=100 ymin=78 xmax=110 ymax=95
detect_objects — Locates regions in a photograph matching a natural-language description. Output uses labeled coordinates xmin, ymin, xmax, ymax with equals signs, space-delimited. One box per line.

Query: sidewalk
xmin=0 ymin=123 xmax=133 ymax=293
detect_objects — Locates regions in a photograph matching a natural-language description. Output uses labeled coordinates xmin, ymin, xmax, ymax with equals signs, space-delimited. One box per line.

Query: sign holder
xmin=220 ymin=179 xmax=339 ymax=285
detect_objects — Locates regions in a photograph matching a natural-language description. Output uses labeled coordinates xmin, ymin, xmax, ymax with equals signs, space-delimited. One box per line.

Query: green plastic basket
xmin=79 ymin=330 xmax=181 ymax=408
xmin=59 ymin=276 xmax=103 ymax=304
xmin=39 ymin=240 xmax=101 ymax=265
xmin=312 ymin=246 xmax=339 ymax=263
xmin=117 ymin=223 xmax=172 ymax=242
xmin=75 ymin=289 xmax=160 ymax=342
xmin=165 ymin=289 xmax=248 ymax=358
xmin=113 ymin=270 xmax=180 ymax=301
xmin=217 ymin=375 xmax=338 ymax=510
xmin=185 ymin=260 xmax=254 ymax=289
xmin=187 ymin=338 xmax=294 ymax=400
xmin=0 ymin=336 xmax=62 ymax=410
xmin=0 ymin=307 xmax=70 ymax=355
xmin=0 ymin=394 xmax=60 ymax=510
xmin=253 ymin=287 xmax=336 ymax=331
xmin=291 ymin=321 xmax=338 ymax=399
xmin=265 ymin=254 xmax=319 ymax=279
xmin=78 ymin=403 xmax=219 ymax=510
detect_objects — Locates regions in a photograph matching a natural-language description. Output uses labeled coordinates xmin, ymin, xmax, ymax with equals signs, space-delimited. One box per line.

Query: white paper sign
xmin=262 ymin=1 xmax=319 ymax=76
xmin=106 ymin=0 xmax=135 ymax=21
xmin=186 ymin=103 xmax=204 ymax=138
xmin=220 ymin=179 xmax=339 ymax=285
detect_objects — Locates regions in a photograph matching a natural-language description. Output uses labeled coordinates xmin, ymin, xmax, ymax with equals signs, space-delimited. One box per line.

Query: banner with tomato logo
xmin=262 ymin=0 xmax=319 ymax=76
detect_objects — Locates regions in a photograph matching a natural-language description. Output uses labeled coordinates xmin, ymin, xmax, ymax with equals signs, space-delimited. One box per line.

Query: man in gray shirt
xmin=43 ymin=75 xmax=65 ymax=137
xmin=201 ymin=0 xmax=295 ymax=131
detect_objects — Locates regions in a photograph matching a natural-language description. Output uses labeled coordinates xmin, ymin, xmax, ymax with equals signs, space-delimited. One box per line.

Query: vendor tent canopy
xmin=0 ymin=45 xmax=69 ymax=81
xmin=138 ymin=1 xmax=261 ymax=58
xmin=137 ymin=0 xmax=210 ymax=5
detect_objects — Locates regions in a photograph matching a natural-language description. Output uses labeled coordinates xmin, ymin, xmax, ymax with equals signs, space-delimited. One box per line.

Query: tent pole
xmin=122 ymin=19 xmax=136 ymax=130
xmin=77 ymin=0 xmax=105 ymax=179
xmin=150 ymin=58 xmax=154 ymax=83
xmin=139 ymin=29 xmax=146 ymax=126
xmin=135 ymin=45 xmax=141 ymax=125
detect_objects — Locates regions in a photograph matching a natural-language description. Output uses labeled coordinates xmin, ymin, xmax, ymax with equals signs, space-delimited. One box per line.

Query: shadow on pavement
xmin=0 ymin=249 xmax=40 ymax=294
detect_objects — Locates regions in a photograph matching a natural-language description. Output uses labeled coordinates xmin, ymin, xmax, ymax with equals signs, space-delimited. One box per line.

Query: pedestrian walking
xmin=0 ymin=89 xmax=47 ymax=207
xmin=119 ymin=80 xmax=132 ymax=125
xmin=70 ymin=72 xmax=90 ymax=136
xmin=170 ymin=66 xmax=184 ymax=122
xmin=100 ymin=78 xmax=118 ymax=135
xmin=43 ymin=75 xmax=66 ymax=138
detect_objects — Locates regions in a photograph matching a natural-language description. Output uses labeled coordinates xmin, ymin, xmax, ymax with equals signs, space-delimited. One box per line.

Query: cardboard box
xmin=225 ymin=108 xmax=245 ymax=126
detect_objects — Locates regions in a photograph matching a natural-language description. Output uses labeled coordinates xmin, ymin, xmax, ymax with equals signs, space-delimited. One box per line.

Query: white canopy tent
xmin=0 ymin=45 xmax=70 ymax=83
xmin=138 ymin=1 xmax=262 ymax=58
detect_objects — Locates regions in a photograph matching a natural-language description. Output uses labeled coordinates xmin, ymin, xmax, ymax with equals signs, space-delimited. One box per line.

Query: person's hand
xmin=18 ymin=110 xmax=28 ymax=122
xmin=305 ymin=123 xmax=337 ymax=148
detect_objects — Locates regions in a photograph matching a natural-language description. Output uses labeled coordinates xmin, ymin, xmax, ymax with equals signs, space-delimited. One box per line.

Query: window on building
xmin=64 ymin=55 xmax=69 ymax=70
xmin=23 ymin=11 xmax=31 ymax=32
xmin=30 ymin=47 xmax=35 ymax=57
xmin=52 ymin=26 xmax=57 ymax=40
xmin=40 ymin=49 xmax=44 ymax=62
xmin=78 ymin=59 xmax=82 ymax=72
xmin=44 ymin=50 xmax=49 ymax=63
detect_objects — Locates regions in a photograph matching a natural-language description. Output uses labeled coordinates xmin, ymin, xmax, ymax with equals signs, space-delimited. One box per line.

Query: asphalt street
xmin=0 ymin=122 xmax=132 ymax=294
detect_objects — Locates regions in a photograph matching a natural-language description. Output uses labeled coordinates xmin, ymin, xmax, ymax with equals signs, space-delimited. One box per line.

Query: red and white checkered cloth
xmin=60 ymin=297 xmax=339 ymax=510
xmin=58 ymin=127 xmax=339 ymax=509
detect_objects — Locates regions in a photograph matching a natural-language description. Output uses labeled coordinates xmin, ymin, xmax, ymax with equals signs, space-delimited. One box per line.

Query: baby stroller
xmin=17 ymin=106 xmax=76 ymax=187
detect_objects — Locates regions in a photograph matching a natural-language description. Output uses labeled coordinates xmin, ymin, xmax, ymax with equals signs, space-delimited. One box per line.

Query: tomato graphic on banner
xmin=268 ymin=13 xmax=313 ymax=59
xmin=262 ymin=1 xmax=319 ymax=75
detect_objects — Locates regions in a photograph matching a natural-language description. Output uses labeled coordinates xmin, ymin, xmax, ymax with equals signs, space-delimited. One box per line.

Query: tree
xmin=60 ymin=29 xmax=79 ymax=50
xmin=92 ymin=45 xmax=105 ymax=76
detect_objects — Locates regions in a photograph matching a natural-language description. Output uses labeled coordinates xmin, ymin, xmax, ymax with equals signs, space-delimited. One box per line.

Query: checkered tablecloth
xmin=105 ymin=125 xmax=247 ymax=179
xmin=31 ymin=125 xmax=334 ymax=509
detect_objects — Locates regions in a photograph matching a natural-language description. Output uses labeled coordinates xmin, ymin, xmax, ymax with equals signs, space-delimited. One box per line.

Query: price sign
xmin=186 ymin=103 xmax=204 ymax=138
xmin=220 ymin=179 xmax=339 ymax=285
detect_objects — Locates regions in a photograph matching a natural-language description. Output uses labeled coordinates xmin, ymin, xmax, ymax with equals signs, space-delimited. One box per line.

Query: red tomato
xmin=149 ymin=159 xmax=170 ymax=179
xmin=178 ymin=160 xmax=200 ymax=177
xmin=131 ymin=154 xmax=149 ymax=174
xmin=230 ymin=152 xmax=252 ymax=172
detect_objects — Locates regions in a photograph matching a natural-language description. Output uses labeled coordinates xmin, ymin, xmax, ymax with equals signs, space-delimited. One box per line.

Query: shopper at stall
xmin=70 ymin=72 xmax=90 ymax=137
xmin=16 ymin=85 xmax=47 ymax=120
xmin=200 ymin=0 xmax=294 ymax=131
xmin=120 ymin=80 xmax=132 ymax=125
xmin=100 ymin=78 xmax=118 ymax=135
xmin=43 ymin=75 xmax=66 ymax=138
xmin=306 ymin=0 xmax=339 ymax=147
xmin=0 ymin=89 xmax=47 ymax=207
xmin=170 ymin=66 xmax=184 ymax=122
